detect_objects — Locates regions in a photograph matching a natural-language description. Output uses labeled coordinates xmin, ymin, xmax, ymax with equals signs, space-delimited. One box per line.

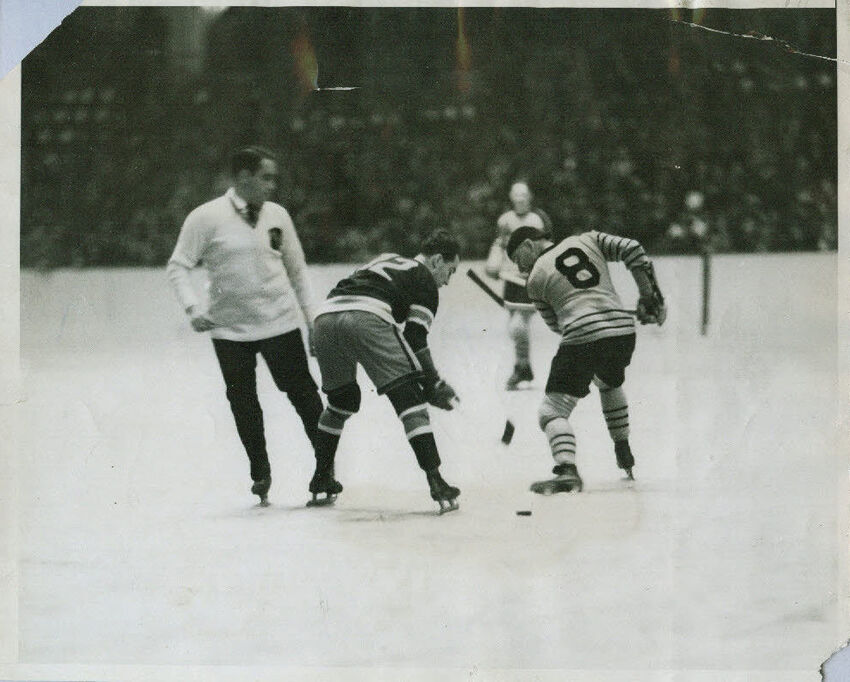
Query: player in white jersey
xmin=485 ymin=181 xmax=552 ymax=390
xmin=505 ymin=226 xmax=666 ymax=493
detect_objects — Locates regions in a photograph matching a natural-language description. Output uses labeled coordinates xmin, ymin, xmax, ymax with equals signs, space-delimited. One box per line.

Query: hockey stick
xmin=467 ymin=267 xmax=637 ymax=316
xmin=465 ymin=269 xmax=520 ymax=443
xmin=466 ymin=269 xmax=504 ymax=307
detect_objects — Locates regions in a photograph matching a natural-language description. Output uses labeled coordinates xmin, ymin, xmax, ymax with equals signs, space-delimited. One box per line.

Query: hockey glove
xmin=484 ymin=239 xmax=503 ymax=278
xmin=423 ymin=378 xmax=459 ymax=411
xmin=637 ymin=294 xmax=667 ymax=326
xmin=633 ymin=262 xmax=666 ymax=326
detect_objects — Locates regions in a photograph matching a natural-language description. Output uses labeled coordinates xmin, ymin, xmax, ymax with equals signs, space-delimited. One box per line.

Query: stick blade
xmin=501 ymin=419 xmax=515 ymax=444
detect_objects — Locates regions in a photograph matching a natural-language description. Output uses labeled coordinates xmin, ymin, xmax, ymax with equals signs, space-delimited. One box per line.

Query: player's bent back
xmin=526 ymin=231 xmax=650 ymax=346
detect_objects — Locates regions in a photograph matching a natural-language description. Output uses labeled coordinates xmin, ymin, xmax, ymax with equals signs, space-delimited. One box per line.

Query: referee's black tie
xmin=246 ymin=203 xmax=260 ymax=226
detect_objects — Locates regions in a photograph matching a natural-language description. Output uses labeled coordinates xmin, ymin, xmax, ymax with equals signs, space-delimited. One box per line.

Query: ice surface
xmin=10 ymin=254 xmax=844 ymax=677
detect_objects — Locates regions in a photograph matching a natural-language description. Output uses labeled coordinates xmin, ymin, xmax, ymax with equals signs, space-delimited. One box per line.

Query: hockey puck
xmin=501 ymin=419 xmax=515 ymax=444
xmin=516 ymin=510 xmax=532 ymax=516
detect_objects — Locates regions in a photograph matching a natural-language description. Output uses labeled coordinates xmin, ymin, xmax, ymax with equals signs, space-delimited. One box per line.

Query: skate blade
xmin=306 ymin=494 xmax=337 ymax=508
xmin=437 ymin=499 xmax=460 ymax=515
xmin=623 ymin=469 xmax=635 ymax=481
xmin=256 ymin=497 xmax=270 ymax=508
xmin=530 ymin=479 xmax=583 ymax=495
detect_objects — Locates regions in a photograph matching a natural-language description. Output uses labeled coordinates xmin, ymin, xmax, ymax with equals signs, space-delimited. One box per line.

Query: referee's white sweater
xmin=166 ymin=188 xmax=316 ymax=342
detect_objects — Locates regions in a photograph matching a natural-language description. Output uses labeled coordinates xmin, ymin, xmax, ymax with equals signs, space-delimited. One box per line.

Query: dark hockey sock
xmin=313 ymin=428 xmax=341 ymax=471
xmin=409 ymin=432 xmax=441 ymax=472
xmin=314 ymin=402 xmax=353 ymax=469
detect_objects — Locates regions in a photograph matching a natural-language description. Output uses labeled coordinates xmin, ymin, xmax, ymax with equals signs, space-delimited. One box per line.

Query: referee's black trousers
xmin=212 ymin=329 xmax=322 ymax=482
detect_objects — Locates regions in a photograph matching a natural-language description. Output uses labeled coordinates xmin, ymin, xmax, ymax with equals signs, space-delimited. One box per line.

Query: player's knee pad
xmin=319 ymin=383 xmax=360 ymax=435
xmin=538 ymin=392 xmax=579 ymax=430
xmin=384 ymin=379 xmax=425 ymax=415
xmin=326 ymin=382 xmax=361 ymax=418
xmin=385 ymin=380 xmax=432 ymax=440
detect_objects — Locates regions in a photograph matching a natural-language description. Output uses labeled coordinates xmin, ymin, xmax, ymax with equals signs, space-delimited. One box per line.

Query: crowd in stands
xmin=21 ymin=8 xmax=837 ymax=268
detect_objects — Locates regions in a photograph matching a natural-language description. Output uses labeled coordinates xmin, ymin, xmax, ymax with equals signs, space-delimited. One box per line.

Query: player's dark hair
xmin=420 ymin=229 xmax=460 ymax=261
xmin=506 ymin=226 xmax=545 ymax=259
xmin=231 ymin=146 xmax=278 ymax=176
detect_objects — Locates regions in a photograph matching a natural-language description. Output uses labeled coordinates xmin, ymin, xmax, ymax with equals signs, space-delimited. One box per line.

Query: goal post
xmin=701 ymin=247 xmax=711 ymax=336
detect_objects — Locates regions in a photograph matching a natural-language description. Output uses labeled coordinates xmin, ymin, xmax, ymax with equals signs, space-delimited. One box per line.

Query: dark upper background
xmin=21 ymin=7 xmax=837 ymax=267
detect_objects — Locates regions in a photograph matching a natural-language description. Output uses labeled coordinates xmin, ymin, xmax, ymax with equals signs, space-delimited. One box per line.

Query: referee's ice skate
xmin=530 ymin=463 xmax=583 ymax=495
xmin=426 ymin=469 xmax=460 ymax=514
xmin=251 ymin=476 xmax=271 ymax=506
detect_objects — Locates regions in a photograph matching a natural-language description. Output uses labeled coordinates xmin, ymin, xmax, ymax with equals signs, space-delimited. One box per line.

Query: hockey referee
xmin=166 ymin=146 xmax=323 ymax=505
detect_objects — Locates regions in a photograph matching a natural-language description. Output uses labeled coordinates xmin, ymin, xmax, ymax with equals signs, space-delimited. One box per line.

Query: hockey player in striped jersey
xmin=309 ymin=230 xmax=462 ymax=513
xmin=485 ymin=181 xmax=553 ymax=390
xmin=505 ymin=227 xmax=666 ymax=493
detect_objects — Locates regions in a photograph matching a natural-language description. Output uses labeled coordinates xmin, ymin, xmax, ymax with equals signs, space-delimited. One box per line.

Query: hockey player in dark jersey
xmin=309 ymin=230 xmax=462 ymax=513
